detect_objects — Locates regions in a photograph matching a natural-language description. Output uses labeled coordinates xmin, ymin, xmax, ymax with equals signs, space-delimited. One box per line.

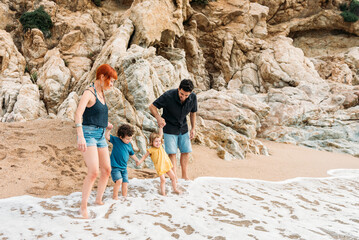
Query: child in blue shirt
xmin=105 ymin=123 xmax=139 ymax=199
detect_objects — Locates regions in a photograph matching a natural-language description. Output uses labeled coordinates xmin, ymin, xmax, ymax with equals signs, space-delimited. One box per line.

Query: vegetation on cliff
xmin=19 ymin=6 xmax=53 ymax=38
xmin=340 ymin=0 xmax=359 ymax=22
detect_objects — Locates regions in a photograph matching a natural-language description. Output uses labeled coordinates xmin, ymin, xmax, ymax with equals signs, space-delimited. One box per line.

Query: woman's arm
xmin=105 ymin=123 xmax=113 ymax=141
xmin=74 ymin=91 xmax=92 ymax=152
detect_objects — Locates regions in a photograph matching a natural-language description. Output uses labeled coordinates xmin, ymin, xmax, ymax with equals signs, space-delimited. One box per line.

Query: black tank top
xmin=82 ymin=83 xmax=108 ymax=128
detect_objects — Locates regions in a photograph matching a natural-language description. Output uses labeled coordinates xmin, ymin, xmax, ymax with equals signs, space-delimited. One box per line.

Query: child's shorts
xmin=82 ymin=125 xmax=108 ymax=148
xmin=164 ymin=132 xmax=192 ymax=154
xmin=111 ymin=167 xmax=129 ymax=183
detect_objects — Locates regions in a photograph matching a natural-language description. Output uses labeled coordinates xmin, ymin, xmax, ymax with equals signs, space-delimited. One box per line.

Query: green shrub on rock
xmin=341 ymin=10 xmax=359 ymax=22
xmin=19 ymin=6 xmax=53 ymax=38
xmin=349 ymin=0 xmax=359 ymax=15
xmin=340 ymin=0 xmax=359 ymax=22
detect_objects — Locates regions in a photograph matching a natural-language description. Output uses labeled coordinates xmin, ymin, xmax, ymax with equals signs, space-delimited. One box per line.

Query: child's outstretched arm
xmin=158 ymin=127 xmax=163 ymax=139
xmin=105 ymin=123 xmax=113 ymax=141
xmin=137 ymin=151 xmax=150 ymax=166
xmin=130 ymin=154 xmax=140 ymax=166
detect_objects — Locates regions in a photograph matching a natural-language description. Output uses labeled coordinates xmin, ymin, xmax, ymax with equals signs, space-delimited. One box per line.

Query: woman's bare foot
xmin=112 ymin=196 xmax=119 ymax=200
xmin=80 ymin=207 xmax=89 ymax=219
xmin=95 ymin=200 xmax=104 ymax=205
xmin=173 ymin=189 xmax=182 ymax=194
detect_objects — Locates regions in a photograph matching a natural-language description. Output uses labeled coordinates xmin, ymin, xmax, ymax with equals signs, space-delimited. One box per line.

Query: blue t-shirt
xmin=110 ymin=135 xmax=134 ymax=169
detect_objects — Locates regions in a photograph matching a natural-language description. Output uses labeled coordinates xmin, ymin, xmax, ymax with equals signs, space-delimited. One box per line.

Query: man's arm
xmin=149 ymin=104 xmax=166 ymax=128
xmin=189 ymin=112 xmax=196 ymax=140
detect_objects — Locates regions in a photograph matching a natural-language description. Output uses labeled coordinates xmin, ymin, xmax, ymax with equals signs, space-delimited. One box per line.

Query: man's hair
xmin=117 ymin=124 xmax=135 ymax=138
xmin=179 ymin=79 xmax=194 ymax=92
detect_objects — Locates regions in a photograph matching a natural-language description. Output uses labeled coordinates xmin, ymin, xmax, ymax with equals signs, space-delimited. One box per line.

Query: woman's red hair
xmin=96 ymin=64 xmax=117 ymax=88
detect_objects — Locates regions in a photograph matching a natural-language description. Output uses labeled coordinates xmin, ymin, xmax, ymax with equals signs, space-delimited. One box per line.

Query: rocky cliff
xmin=0 ymin=0 xmax=358 ymax=164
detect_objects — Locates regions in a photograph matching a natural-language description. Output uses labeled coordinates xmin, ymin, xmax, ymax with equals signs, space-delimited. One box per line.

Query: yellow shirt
xmin=148 ymin=145 xmax=173 ymax=176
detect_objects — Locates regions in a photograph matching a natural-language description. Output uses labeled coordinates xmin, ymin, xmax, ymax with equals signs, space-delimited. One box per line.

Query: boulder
xmin=6 ymin=83 xmax=47 ymax=121
xmin=37 ymin=48 xmax=71 ymax=113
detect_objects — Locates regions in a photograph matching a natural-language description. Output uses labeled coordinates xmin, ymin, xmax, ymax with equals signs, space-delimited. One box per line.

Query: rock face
xmin=21 ymin=29 xmax=48 ymax=71
xmin=37 ymin=48 xmax=71 ymax=113
xmin=6 ymin=82 xmax=47 ymax=122
xmin=0 ymin=29 xmax=26 ymax=122
xmin=196 ymin=89 xmax=270 ymax=160
xmin=124 ymin=0 xmax=185 ymax=47
xmin=1 ymin=0 xmax=359 ymax=159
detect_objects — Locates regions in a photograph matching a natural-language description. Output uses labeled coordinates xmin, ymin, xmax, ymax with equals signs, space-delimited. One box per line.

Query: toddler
xmin=137 ymin=128 xmax=181 ymax=196
xmin=105 ymin=123 xmax=139 ymax=199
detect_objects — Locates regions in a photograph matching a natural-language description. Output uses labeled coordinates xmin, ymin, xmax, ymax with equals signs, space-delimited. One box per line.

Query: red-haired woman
xmin=74 ymin=64 xmax=117 ymax=219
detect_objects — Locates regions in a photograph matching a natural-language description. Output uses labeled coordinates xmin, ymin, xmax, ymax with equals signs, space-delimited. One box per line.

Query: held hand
xmin=77 ymin=136 xmax=87 ymax=152
xmin=190 ymin=128 xmax=196 ymax=140
xmin=106 ymin=122 xmax=113 ymax=130
xmin=136 ymin=160 xmax=140 ymax=166
xmin=157 ymin=117 xmax=166 ymax=128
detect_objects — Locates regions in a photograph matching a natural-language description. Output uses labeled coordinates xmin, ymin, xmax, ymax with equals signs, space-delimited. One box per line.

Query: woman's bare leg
xmin=80 ymin=146 xmax=99 ymax=219
xmin=95 ymin=147 xmax=111 ymax=205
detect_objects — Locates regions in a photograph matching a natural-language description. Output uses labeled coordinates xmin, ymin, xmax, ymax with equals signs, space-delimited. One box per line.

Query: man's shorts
xmin=82 ymin=125 xmax=108 ymax=148
xmin=111 ymin=167 xmax=129 ymax=183
xmin=163 ymin=132 xmax=192 ymax=154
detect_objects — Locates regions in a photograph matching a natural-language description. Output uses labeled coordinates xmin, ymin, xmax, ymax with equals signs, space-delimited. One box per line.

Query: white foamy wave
xmin=1 ymin=169 xmax=359 ymax=239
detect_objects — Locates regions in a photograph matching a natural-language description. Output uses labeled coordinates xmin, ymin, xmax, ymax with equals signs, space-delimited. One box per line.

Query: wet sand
xmin=1 ymin=119 xmax=358 ymax=199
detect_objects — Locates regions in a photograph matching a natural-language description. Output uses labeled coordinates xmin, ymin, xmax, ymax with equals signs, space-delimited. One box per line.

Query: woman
xmin=74 ymin=64 xmax=117 ymax=219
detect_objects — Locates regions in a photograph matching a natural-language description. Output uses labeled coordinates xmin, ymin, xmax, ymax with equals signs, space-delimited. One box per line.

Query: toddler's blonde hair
xmin=149 ymin=131 xmax=164 ymax=146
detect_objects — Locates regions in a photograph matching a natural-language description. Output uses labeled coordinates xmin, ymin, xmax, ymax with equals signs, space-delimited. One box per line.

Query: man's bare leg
xmin=180 ymin=152 xmax=190 ymax=180
xmin=168 ymin=153 xmax=178 ymax=181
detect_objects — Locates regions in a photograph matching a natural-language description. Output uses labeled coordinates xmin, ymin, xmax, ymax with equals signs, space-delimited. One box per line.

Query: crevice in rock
xmin=289 ymin=29 xmax=359 ymax=58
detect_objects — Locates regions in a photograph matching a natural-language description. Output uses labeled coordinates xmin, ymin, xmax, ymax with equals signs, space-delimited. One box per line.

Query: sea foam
xmin=0 ymin=169 xmax=358 ymax=239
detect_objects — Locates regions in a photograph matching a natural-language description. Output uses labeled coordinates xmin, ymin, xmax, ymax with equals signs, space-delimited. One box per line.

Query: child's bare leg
xmin=113 ymin=180 xmax=122 ymax=200
xmin=167 ymin=170 xmax=181 ymax=194
xmin=159 ymin=175 xmax=166 ymax=196
xmin=122 ymin=182 xmax=128 ymax=197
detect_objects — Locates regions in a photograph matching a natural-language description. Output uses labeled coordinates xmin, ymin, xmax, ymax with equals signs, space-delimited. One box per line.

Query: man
xmin=149 ymin=79 xmax=197 ymax=180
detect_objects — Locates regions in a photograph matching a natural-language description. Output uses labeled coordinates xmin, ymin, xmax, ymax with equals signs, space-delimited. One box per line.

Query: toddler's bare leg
xmin=160 ymin=175 xmax=166 ymax=196
xmin=113 ymin=180 xmax=122 ymax=200
xmin=122 ymin=182 xmax=128 ymax=197
xmin=167 ymin=170 xmax=181 ymax=194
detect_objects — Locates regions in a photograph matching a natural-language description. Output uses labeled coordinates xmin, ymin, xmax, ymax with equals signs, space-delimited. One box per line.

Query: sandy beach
xmin=1 ymin=118 xmax=358 ymax=199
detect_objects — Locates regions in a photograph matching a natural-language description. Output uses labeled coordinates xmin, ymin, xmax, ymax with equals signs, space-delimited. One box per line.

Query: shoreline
xmin=1 ymin=119 xmax=359 ymax=199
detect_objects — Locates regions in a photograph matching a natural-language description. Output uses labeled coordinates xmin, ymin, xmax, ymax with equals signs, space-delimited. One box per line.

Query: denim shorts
xmin=164 ymin=132 xmax=192 ymax=154
xmin=111 ymin=167 xmax=129 ymax=183
xmin=82 ymin=125 xmax=108 ymax=148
